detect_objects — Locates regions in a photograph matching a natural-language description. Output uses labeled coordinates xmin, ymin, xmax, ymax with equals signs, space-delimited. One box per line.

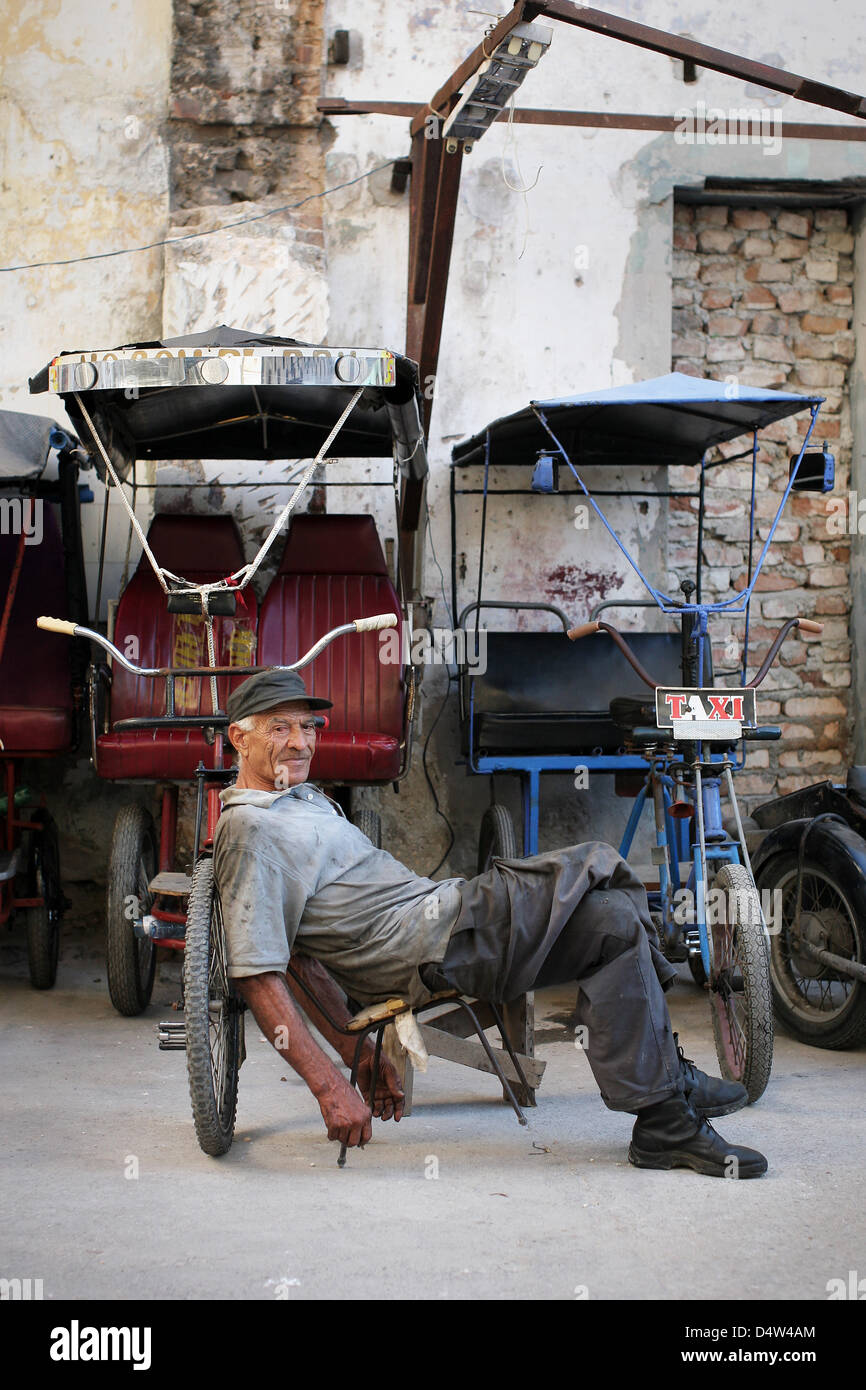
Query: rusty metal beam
xmin=405 ymin=135 xmax=464 ymax=433
xmin=526 ymin=2 xmax=866 ymax=119
xmin=398 ymin=128 xmax=465 ymax=594
xmin=320 ymin=97 xmax=866 ymax=142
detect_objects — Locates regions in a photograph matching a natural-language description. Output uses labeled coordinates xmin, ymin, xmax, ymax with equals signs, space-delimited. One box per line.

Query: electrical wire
xmin=426 ymin=506 xmax=454 ymax=631
xmin=0 ymin=161 xmax=396 ymax=274
xmin=500 ymin=93 xmax=542 ymax=260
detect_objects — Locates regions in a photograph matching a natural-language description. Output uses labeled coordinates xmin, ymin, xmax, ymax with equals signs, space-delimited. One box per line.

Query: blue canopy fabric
xmin=451 ymin=372 xmax=824 ymax=469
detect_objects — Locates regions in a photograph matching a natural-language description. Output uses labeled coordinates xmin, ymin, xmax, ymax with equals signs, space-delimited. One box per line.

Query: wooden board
xmin=148 ymin=872 xmax=193 ymax=897
xmin=418 ymin=1023 xmax=546 ymax=1090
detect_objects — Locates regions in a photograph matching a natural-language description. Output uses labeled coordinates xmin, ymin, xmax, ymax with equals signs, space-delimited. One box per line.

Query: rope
xmin=74 ymin=392 xmax=169 ymax=593
xmin=75 ymin=384 xmax=365 ymax=600
xmin=225 ymin=385 xmax=364 ymax=590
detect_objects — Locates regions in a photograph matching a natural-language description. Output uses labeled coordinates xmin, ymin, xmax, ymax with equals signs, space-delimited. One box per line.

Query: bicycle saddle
xmin=609 ymin=696 xmax=657 ymax=731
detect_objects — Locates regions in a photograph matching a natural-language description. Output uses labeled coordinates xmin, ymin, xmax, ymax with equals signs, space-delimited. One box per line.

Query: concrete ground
xmin=1 ymin=907 xmax=863 ymax=1303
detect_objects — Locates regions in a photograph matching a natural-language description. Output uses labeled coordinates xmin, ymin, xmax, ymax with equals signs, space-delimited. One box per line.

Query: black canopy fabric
xmin=0 ymin=410 xmax=59 ymax=483
xmin=451 ymin=372 xmax=824 ymax=470
xmin=30 ymin=326 xmax=428 ymax=482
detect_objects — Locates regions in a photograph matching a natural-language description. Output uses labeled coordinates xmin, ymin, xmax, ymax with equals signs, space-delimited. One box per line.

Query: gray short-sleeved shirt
xmin=213 ymin=783 xmax=462 ymax=1007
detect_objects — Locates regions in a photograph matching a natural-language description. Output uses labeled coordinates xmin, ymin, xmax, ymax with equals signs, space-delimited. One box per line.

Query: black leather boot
xmin=628 ymin=1094 xmax=767 ymax=1178
xmin=675 ymin=1032 xmax=748 ymax=1118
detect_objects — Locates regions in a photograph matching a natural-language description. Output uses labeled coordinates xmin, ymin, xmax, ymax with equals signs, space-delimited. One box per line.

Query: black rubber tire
xmin=25 ymin=812 xmax=62 ymax=990
xmin=478 ymin=803 xmax=519 ymax=873
xmin=106 ymin=804 xmax=158 ymax=1017
xmin=688 ymin=953 xmax=707 ymax=988
xmin=183 ymin=856 xmax=242 ymax=1157
xmin=756 ymin=851 xmax=866 ymax=1050
xmin=26 ymin=903 xmax=58 ymax=990
xmin=352 ymin=808 xmax=382 ymax=849
xmin=708 ymin=862 xmax=774 ymax=1103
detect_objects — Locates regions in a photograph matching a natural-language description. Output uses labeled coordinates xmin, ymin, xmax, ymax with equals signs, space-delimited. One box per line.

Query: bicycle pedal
xmin=157 ymin=1020 xmax=187 ymax=1051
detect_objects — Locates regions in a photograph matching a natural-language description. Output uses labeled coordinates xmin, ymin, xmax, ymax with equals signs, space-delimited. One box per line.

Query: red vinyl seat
xmin=258 ymin=515 xmax=405 ymax=782
xmin=96 ymin=514 xmax=257 ymax=780
xmin=0 ymin=503 xmax=72 ymax=754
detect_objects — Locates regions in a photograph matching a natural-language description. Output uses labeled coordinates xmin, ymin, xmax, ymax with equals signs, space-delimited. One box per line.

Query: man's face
xmin=229 ymin=700 xmax=318 ymax=791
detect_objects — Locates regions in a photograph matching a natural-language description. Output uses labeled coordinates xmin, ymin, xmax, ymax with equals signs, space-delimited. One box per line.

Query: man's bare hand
xmin=317 ymin=1077 xmax=373 ymax=1148
xmin=356 ymin=1053 xmax=405 ymax=1122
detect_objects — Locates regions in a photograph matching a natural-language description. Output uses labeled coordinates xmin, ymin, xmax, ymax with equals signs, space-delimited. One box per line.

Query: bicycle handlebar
xmin=36 ymin=616 xmax=78 ymax=636
xmin=37 ymin=612 xmax=398 ymax=677
xmin=567 ymin=615 xmax=823 ymax=690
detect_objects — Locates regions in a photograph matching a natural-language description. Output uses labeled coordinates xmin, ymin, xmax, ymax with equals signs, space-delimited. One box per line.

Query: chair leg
xmin=448 ymin=998 xmax=527 ymax=1126
xmin=487 ymin=1000 xmax=532 ymax=1097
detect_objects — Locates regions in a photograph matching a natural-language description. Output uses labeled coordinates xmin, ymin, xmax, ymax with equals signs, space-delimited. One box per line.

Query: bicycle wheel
xmin=478 ymin=803 xmax=519 ymax=872
xmin=183 ymin=856 xmax=243 ymax=1156
xmin=352 ymin=808 xmax=382 ymax=848
xmin=106 ymin=804 xmax=157 ymax=1016
xmin=707 ymin=862 xmax=774 ymax=1103
xmin=26 ymin=811 xmax=62 ymax=990
xmin=756 ymin=851 xmax=866 ymax=1050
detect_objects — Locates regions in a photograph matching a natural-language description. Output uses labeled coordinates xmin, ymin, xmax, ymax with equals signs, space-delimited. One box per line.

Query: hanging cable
xmin=500 ymin=93 xmax=542 ymax=260
xmin=0 ymin=162 xmax=396 ymax=274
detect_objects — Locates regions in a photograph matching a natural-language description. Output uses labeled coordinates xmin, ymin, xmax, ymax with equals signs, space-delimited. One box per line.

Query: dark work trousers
xmin=420 ymin=842 xmax=685 ymax=1114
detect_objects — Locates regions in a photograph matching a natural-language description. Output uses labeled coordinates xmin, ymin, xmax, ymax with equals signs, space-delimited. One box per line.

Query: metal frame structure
xmin=320 ymin=2 xmax=866 ymax=592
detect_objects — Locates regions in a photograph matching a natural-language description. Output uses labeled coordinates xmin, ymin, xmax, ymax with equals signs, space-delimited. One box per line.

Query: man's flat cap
xmin=226 ymin=669 xmax=332 ymax=724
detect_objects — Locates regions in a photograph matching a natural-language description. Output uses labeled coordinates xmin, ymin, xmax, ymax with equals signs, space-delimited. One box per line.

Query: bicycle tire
xmin=352 ymin=808 xmax=382 ymax=849
xmin=708 ymin=862 xmax=774 ymax=1103
xmin=26 ymin=812 xmax=62 ymax=990
xmin=478 ymin=802 xmax=519 ymax=872
xmin=183 ymin=856 xmax=242 ymax=1156
xmin=756 ymin=851 xmax=866 ymax=1050
xmin=106 ymin=804 xmax=157 ymax=1016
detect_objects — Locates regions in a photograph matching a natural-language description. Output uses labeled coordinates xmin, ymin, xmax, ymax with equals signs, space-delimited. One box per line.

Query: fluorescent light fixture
xmin=441 ymin=21 xmax=553 ymax=150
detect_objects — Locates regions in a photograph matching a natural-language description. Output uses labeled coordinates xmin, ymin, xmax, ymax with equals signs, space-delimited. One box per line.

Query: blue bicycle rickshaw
xmin=450 ymin=372 xmax=834 ymax=1101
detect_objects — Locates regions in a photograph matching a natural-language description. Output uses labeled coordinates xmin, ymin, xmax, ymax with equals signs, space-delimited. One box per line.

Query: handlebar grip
xmin=353 ymin=613 xmax=398 ymax=633
xmin=797 ymin=619 xmax=824 ymax=634
xmin=567 ymin=621 xmax=600 ymax=642
xmin=37 ymin=616 xmax=78 ymax=636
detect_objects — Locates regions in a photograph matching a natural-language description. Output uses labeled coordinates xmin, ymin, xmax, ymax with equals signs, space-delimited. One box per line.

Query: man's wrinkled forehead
xmin=255 ymin=700 xmax=315 ymax=725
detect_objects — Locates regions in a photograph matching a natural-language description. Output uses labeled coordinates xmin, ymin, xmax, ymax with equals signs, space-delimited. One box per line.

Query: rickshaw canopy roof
xmin=29 ymin=325 xmax=428 ymax=479
xmin=451 ymin=372 xmax=825 ymax=469
xmin=0 ymin=409 xmax=64 ymax=484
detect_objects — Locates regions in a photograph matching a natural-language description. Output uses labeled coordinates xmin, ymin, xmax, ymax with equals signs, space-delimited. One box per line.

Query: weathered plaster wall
xmin=0 ymin=0 xmax=173 ymax=614
xmin=0 ymin=1 xmax=174 ymax=878
xmin=1 ymin=1 xmax=172 ymax=413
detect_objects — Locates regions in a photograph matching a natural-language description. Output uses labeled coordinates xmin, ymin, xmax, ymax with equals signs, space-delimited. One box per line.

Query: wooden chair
xmin=285 ymin=964 xmax=537 ymax=1166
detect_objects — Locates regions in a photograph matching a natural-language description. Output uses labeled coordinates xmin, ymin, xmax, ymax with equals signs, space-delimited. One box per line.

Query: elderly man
xmin=214 ymin=669 xmax=767 ymax=1178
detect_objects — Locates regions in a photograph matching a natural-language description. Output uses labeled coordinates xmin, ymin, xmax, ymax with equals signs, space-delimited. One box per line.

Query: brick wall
xmin=670 ymin=203 xmax=855 ymax=806
xmin=169 ymin=0 xmax=327 ymax=250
